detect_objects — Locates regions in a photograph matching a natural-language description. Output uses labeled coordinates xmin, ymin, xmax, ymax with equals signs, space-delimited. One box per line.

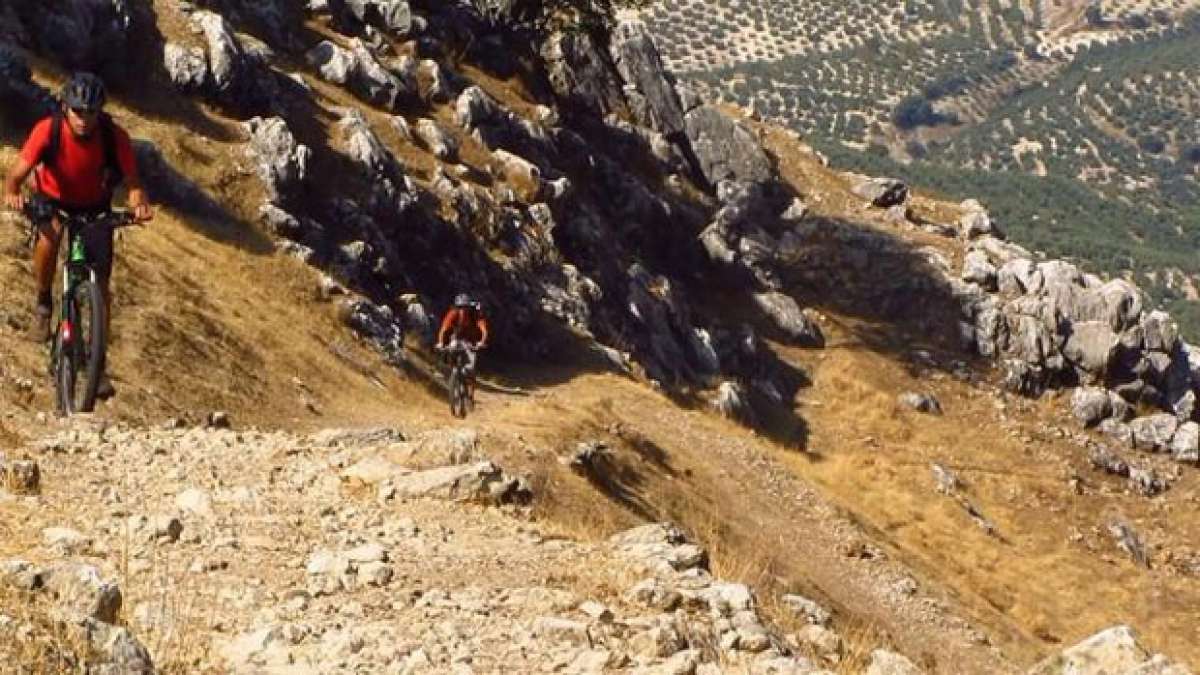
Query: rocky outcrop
xmin=242 ymin=116 xmax=312 ymax=204
xmin=173 ymin=10 xmax=280 ymax=113
xmin=711 ymin=381 xmax=755 ymax=424
xmin=953 ymin=208 xmax=1200 ymax=465
xmin=0 ymin=560 xmax=154 ymax=673
xmin=413 ymin=118 xmax=458 ymax=161
xmin=1029 ymin=625 xmax=1190 ymax=675
xmin=851 ymin=176 xmax=909 ymax=208
xmin=328 ymin=0 xmax=412 ymax=36
xmin=14 ymin=1 xmax=134 ymax=77
xmin=684 ymin=105 xmax=774 ymax=191
xmin=608 ymin=19 xmax=686 ymax=137
xmin=307 ymin=39 xmax=414 ymax=111
xmin=541 ymin=29 xmax=627 ymax=118
xmin=336 ymin=297 xmax=406 ymax=364
xmin=336 ymin=109 xmax=418 ymax=217
xmin=194 ymin=0 xmax=305 ymax=51
xmin=0 ymin=45 xmax=55 ymax=127
xmin=752 ymin=291 xmax=825 ymax=347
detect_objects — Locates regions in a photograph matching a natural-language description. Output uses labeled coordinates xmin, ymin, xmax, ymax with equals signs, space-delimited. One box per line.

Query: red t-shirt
xmin=19 ymin=116 xmax=139 ymax=208
xmin=438 ymin=307 xmax=490 ymax=345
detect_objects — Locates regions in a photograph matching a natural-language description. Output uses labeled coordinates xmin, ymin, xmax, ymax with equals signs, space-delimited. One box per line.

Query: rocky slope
xmin=0 ymin=0 xmax=1198 ymax=673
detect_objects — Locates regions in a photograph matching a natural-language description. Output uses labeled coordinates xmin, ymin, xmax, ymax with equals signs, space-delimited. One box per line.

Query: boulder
xmin=40 ymin=563 xmax=123 ymax=624
xmin=962 ymin=250 xmax=997 ymax=290
xmin=332 ymin=0 xmax=412 ymax=34
xmin=959 ymin=208 xmax=999 ymax=239
xmin=712 ymin=381 xmax=755 ymax=424
xmin=610 ymin=523 xmax=708 ymax=574
xmin=387 ymin=461 xmax=528 ymax=503
xmin=1170 ymin=421 xmax=1199 ymax=464
xmin=1062 ymin=321 xmax=1119 ymax=378
xmin=202 ymin=0 xmax=304 ymax=50
xmin=1028 ymin=625 xmax=1189 ymax=675
xmin=850 ymin=177 xmax=909 ymax=208
xmin=1071 ymin=387 xmax=1112 ymax=427
xmin=899 ymin=392 xmax=942 ymax=415
xmin=243 ymin=116 xmax=311 ymax=203
xmin=413 ymin=118 xmax=458 ymax=160
xmin=752 ymin=292 xmax=824 ymax=347
xmin=192 ymin=10 xmax=277 ymax=112
xmin=683 ymin=105 xmax=773 ymax=190
xmin=541 ymin=29 xmax=626 ymax=118
xmin=336 ymin=109 xmax=418 ymax=215
xmin=163 ymin=42 xmax=209 ymax=90
xmin=1129 ymin=413 xmax=1179 ymax=452
xmin=865 ymin=649 xmax=923 ymax=675
xmin=77 ymin=618 xmax=155 ymax=674
xmin=336 ymin=297 xmax=406 ymax=365
xmin=780 ymin=594 xmax=831 ymax=626
xmin=997 ymin=258 xmax=1043 ymax=297
xmin=609 ymin=19 xmax=685 ymax=136
xmin=307 ymin=39 xmax=412 ymax=110
xmin=1141 ymin=310 xmax=1180 ymax=353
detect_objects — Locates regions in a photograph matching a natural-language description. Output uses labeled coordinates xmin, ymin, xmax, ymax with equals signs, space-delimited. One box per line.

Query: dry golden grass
xmin=0 ymin=583 xmax=100 ymax=675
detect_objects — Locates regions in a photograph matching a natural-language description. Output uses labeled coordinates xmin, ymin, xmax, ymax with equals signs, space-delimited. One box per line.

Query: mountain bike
xmin=437 ymin=339 xmax=477 ymax=418
xmin=29 ymin=204 xmax=136 ymax=415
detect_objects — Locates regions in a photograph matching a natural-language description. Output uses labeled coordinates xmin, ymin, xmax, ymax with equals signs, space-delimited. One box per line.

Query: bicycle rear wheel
xmin=56 ymin=279 xmax=107 ymax=415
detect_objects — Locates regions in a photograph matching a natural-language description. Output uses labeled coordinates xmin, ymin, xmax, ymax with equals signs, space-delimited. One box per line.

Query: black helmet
xmin=62 ymin=72 xmax=106 ymax=112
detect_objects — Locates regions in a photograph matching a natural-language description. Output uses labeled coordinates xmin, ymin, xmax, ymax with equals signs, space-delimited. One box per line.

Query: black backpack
xmin=37 ymin=110 xmax=124 ymax=200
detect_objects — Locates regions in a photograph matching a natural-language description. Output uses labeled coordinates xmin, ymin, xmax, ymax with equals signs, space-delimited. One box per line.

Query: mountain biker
xmin=3 ymin=72 xmax=153 ymax=398
xmin=437 ymin=294 xmax=490 ymax=399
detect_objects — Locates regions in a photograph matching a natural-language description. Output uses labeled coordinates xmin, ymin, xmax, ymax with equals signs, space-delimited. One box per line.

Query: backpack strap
xmin=33 ymin=113 xmax=63 ymax=196
xmin=98 ymin=113 xmax=123 ymax=198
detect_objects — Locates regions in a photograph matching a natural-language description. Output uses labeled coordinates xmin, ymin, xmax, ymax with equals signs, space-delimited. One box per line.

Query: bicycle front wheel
xmin=56 ymin=279 xmax=107 ymax=414
xmin=449 ymin=367 xmax=467 ymax=418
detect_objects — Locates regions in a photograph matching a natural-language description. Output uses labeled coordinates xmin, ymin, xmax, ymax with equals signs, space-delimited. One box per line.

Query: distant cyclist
xmin=436 ymin=294 xmax=490 ymax=398
xmin=3 ymin=72 xmax=153 ymax=398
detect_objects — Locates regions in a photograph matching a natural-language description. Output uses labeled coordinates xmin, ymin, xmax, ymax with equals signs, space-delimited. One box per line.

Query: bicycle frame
xmin=57 ymin=231 xmax=97 ymax=348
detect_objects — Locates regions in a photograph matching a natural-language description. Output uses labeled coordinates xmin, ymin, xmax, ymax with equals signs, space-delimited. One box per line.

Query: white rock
xmin=781 ymin=594 xmax=831 ymax=626
xmin=345 ymin=542 xmax=388 ymax=563
xmin=578 ymin=600 xmax=614 ymax=624
xmin=865 ymin=649 xmax=923 ymax=675
xmin=360 ymin=561 xmax=393 ymax=586
xmin=176 ymin=488 xmax=214 ymax=518
xmin=532 ymin=616 xmax=590 ymax=645
xmin=42 ymin=527 xmax=92 ymax=555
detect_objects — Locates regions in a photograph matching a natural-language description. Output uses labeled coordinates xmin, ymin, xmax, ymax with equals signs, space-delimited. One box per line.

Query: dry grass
xmin=0 ymin=584 xmax=99 ymax=674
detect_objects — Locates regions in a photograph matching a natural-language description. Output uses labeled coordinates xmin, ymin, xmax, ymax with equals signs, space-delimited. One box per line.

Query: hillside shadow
xmin=777 ymin=214 xmax=980 ymax=376
xmin=131 ymin=141 xmax=274 ymax=255
xmin=571 ymin=445 xmax=664 ymax=523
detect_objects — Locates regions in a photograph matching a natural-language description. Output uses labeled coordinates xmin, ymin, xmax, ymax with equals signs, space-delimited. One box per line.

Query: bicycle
xmin=437 ymin=339 xmax=478 ymax=418
xmin=26 ymin=203 xmax=136 ymax=415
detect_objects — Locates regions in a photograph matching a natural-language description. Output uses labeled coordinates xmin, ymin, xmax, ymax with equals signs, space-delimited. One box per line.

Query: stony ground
xmin=1 ymin=415 xmax=885 ymax=674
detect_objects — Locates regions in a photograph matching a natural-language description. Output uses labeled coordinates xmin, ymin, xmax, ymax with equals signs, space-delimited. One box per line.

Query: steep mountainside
xmin=0 ymin=1 xmax=1198 ymax=673
xmin=643 ymin=0 xmax=1200 ymax=334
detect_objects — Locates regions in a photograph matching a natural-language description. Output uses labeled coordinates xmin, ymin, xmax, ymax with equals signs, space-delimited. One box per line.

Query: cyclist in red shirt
xmin=4 ymin=73 xmax=153 ymax=397
xmin=437 ymin=294 xmax=490 ymax=399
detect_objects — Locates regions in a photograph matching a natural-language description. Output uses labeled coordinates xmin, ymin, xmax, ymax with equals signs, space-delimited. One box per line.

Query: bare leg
xmin=32 ymin=216 xmax=63 ymax=302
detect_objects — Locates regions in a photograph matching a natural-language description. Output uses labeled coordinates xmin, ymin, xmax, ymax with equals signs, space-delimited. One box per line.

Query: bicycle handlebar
xmin=21 ymin=201 xmax=139 ymax=230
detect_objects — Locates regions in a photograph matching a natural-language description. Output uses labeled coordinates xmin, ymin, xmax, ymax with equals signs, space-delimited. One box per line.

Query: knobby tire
xmin=57 ymin=280 xmax=107 ymax=415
